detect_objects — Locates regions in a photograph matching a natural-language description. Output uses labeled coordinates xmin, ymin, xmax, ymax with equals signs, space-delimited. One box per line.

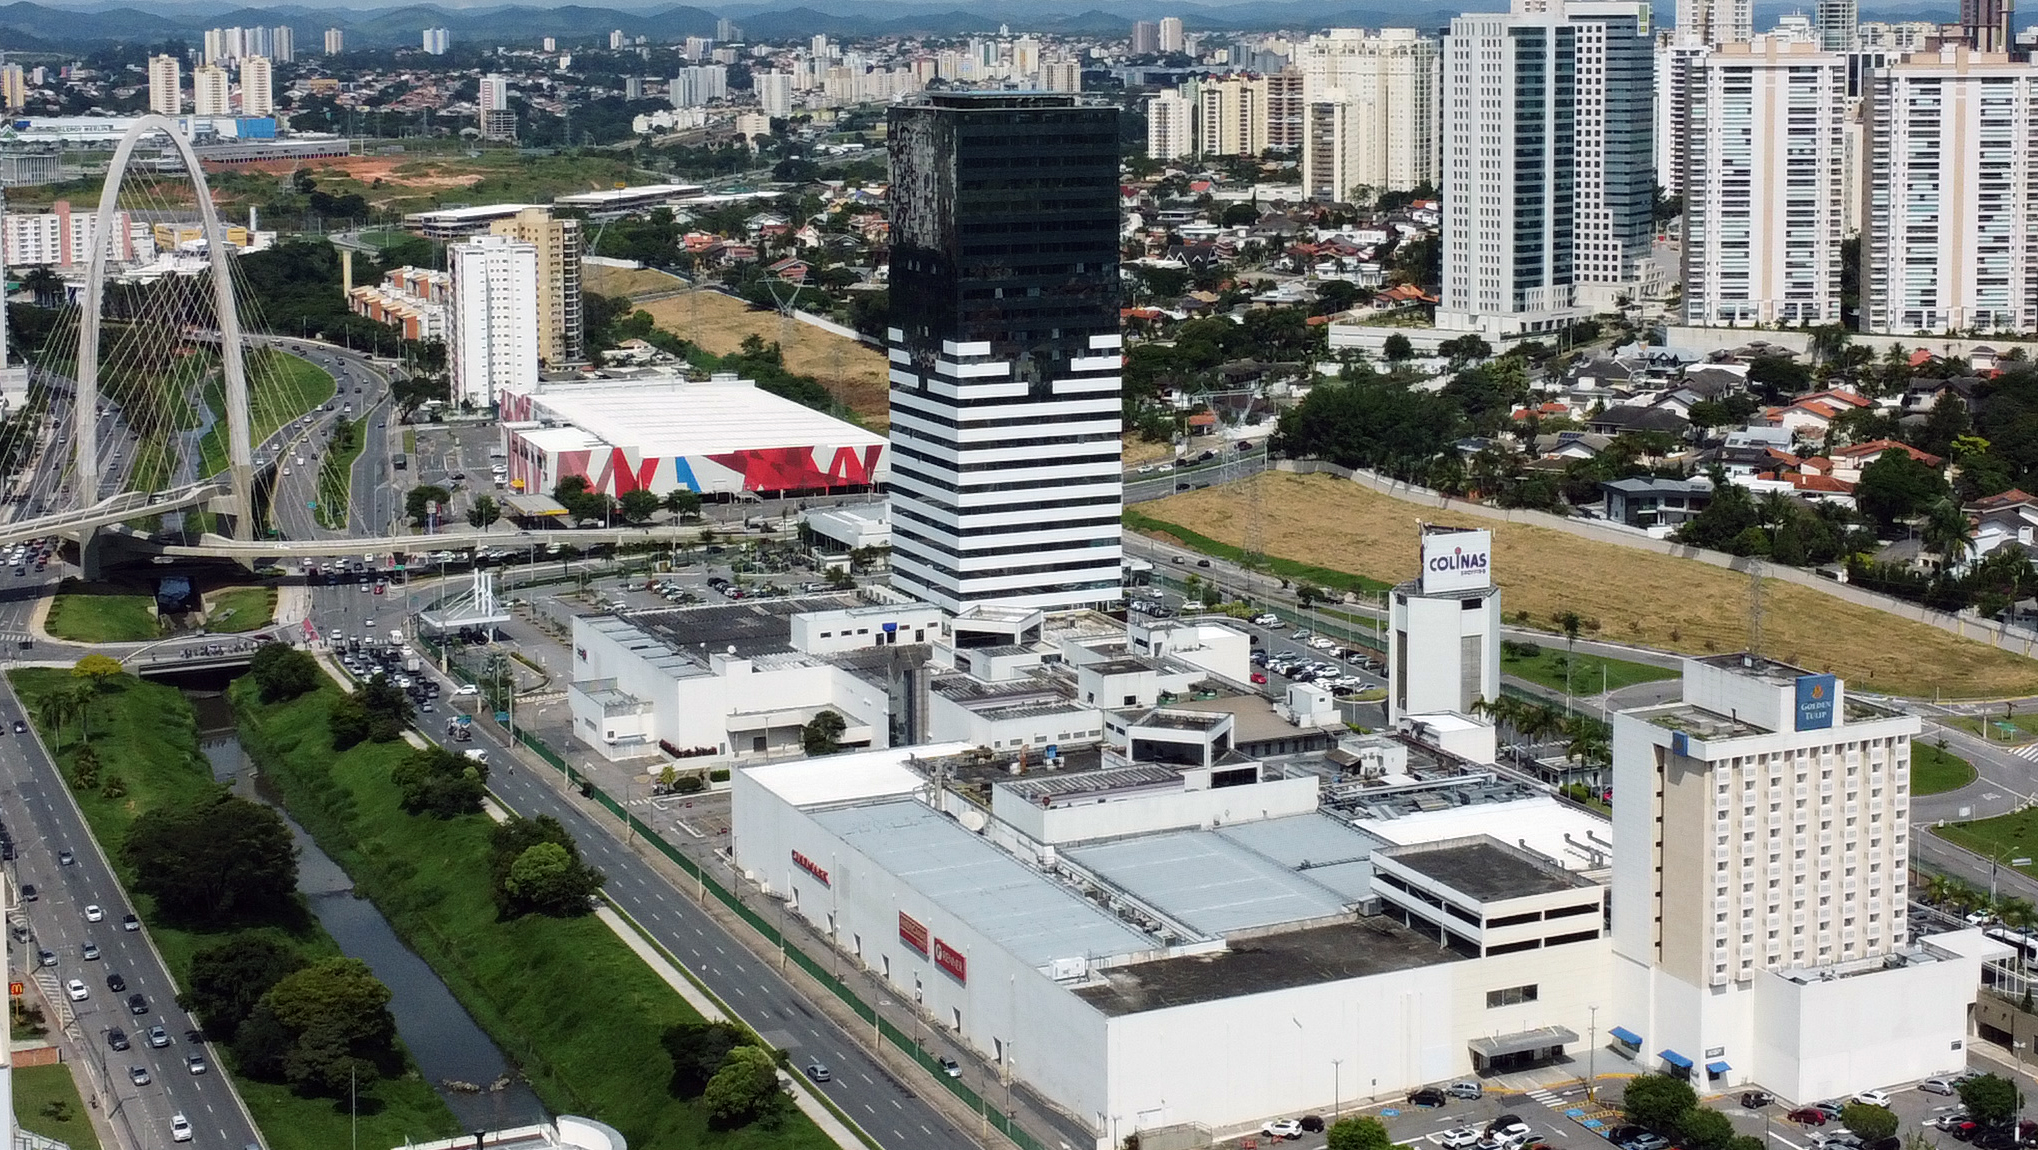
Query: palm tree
xmin=32 ymin=690 xmax=78 ymax=754
xmin=1922 ymin=498 xmax=1976 ymax=572
xmin=1999 ymin=897 xmax=2038 ymax=933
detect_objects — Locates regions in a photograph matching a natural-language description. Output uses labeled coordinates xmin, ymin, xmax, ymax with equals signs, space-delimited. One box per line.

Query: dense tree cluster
xmin=390 ymin=745 xmax=490 ymax=818
xmin=487 ymin=815 xmax=605 ymax=918
xmin=249 ymin=644 xmax=321 ymax=704
xmin=329 ymin=675 xmax=414 ymax=750
xmin=122 ymin=788 xmax=298 ymax=926
xmin=662 ymin=1021 xmax=791 ymax=1130
xmin=235 ymin=958 xmax=402 ymax=1096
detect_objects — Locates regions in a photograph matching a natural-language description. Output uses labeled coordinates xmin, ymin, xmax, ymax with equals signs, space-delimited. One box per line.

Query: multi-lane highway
xmin=0 ymin=693 xmax=263 ymax=1150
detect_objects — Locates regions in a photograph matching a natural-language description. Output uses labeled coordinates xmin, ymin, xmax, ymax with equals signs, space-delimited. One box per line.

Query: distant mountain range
xmin=0 ymin=0 xmax=1956 ymax=50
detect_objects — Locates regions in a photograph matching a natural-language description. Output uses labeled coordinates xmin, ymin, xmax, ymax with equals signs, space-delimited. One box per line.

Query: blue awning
xmin=1609 ymin=1027 xmax=1642 ymax=1045
xmin=1707 ymin=1061 xmax=1731 ymax=1075
xmin=1659 ymin=1049 xmax=1694 ymax=1069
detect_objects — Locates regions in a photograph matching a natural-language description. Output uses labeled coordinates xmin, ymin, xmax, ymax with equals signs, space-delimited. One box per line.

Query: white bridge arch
xmin=75 ymin=114 xmax=255 ymax=539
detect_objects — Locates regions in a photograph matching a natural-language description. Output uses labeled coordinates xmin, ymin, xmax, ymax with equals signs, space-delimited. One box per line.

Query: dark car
xmin=56 ymin=850 xmax=74 ymax=866
xmin=1741 ymin=1092 xmax=1774 ymax=1109
xmin=107 ymin=1028 xmax=129 ymax=1051
xmin=1788 ymin=1109 xmax=1830 ymax=1126
xmin=20 ymin=883 xmax=36 ymax=902
xmin=127 ymin=993 xmax=148 ymax=1015
xmin=10 ymin=719 xmax=23 ymax=734
xmin=106 ymin=973 xmax=126 ymax=993
xmin=1407 ymin=1088 xmax=1448 ymax=1108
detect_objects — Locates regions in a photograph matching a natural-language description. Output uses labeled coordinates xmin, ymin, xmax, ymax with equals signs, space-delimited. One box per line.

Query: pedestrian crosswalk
xmin=1525 ymin=1089 xmax=1567 ymax=1111
xmin=2011 ymin=743 xmax=2038 ymax=761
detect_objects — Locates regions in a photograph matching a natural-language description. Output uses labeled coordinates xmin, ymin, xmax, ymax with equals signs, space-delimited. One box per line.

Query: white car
xmin=455 ymin=684 xmax=479 ymax=696
xmin=170 ymin=1114 xmax=193 ymax=1142
xmin=64 ymin=979 xmax=87 ymax=1001
xmin=1309 ymin=636 xmax=1335 ymax=650
xmin=1442 ymin=1128 xmax=1482 ymax=1149
xmin=1853 ymin=1090 xmax=1893 ymax=1108
xmin=1262 ymin=1119 xmax=1303 ymax=1140
xmin=83 ymin=904 xmax=102 ymax=922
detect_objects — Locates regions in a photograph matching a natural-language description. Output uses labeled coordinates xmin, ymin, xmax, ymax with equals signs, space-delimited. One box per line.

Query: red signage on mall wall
xmin=792 ymin=850 xmax=830 ymax=886
xmin=899 ymin=911 xmax=929 ymax=956
xmin=933 ymin=938 xmax=967 ymax=984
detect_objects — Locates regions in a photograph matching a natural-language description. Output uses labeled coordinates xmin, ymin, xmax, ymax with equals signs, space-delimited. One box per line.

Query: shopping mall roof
xmin=514 ymin=376 xmax=885 ymax=458
xmin=1345 ymin=793 xmax=1612 ymax=874
xmin=1072 ymin=917 xmax=1453 ymax=1016
xmin=1213 ymin=813 xmax=1380 ymax=903
xmin=1067 ymin=829 xmax=1358 ymax=937
xmin=811 ymin=800 xmax=1158 ymax=969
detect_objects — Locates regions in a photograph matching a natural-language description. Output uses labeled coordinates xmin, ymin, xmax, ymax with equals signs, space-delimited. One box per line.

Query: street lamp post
xmin=1332 ymin=1058 xmax=1343 ymax=1122
xmin=1587 ymin=1004 xmax=1599 ymax=1101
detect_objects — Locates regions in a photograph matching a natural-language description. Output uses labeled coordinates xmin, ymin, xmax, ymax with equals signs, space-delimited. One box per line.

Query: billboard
xmin=933 ymin=938 xmax=968 ymax=984
xmin=898 ymin=911 xmax=929 ymax=956
xmin=1420 ymin=529 xmax=1493 ymax=595
xmin=1795 ymin=674 xmax=1837 ymax=731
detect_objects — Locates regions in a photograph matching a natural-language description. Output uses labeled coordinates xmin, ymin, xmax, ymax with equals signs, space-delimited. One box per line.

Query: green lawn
xmin=1500 ymin=644 xmax=1679 ymax=695
xmin=235 ymin=681 xmax=839 ymax=1150
xmin=14 ymin=1063 xmax=100 ymax=1150
xmin=198 ymin=347 xmax=337 ymax=480
xmin=44 ymin=581 xmax=159 ymax=642
xmin=1942 ymin=713 xmax=2037 ymax=745
xmin=1913 ymin=741 xmax=1979 ymax=797
xmin=1936 ymin=807 xmax=2038 ymax=863
xmin=1125 ymin=508 xmax=1394 ymax=595
xmin=206 ymin=585 xmax=277 ymax=633
xmin=8 ymin=670 xmax=459 ymax=1150
xmin=317 ymin=417 xmax=369 ymax=529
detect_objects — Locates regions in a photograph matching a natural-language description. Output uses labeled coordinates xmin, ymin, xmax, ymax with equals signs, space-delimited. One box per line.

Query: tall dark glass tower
xmin=885 ymin=92 xmax=1124 ymax=613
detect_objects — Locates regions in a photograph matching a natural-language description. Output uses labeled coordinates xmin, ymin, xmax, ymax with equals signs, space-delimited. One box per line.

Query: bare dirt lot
xmin=1143 ymin=471 xmax=2038 ymax=699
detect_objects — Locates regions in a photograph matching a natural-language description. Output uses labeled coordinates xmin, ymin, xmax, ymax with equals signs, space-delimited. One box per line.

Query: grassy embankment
xmin=44 ymin=580 xmax=159 ymax=643
xmin=234 ymin=679 xmax=839 ymax=1150
xmin=8 ymin=669 xmax=457 ymax=1150
xmin=1139 ymin=472 xmax=2038 ymax=699
xmin=316 ymin=417 xmax=369 ymax=529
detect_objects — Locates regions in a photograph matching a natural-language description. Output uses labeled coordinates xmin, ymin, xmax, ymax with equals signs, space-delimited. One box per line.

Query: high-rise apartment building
xmin=324 ymin=28 xmax=344 ymax=54
xmin=1132 ymin=20 xmax=1160 ymax=53
xmin=758 ymin=72 xmax=794 ymax=117
xmin=0 ymin=65 xmax=25 ymax=112
xmin=192 ymin=65 xmax=230 ymax=117
xmin=1195 ymin=70 xmax=1303 ymax=155
xmin=717 ymin=18 xmax=740 ymax=41
xmin=885 ymin=92 xmax=1124 ymax=614
xmin=488 ymin=207 xmax=583 ymax=367
xmin=1681 ymin=37 xmax=1846 ymax=326
xmin=1159 ymin=16 xmax=1185 ymax=52
xmin=478 ymin=74 xmax=516 ymax=141
xmin=1043 ymin=59 xmax=1082 ymax=92
xmin=1147 ymin=89 xmax=1196 ymax=159
xmin=1439 ymin=1 xmax=1654 ymax=338
xmin=1679 ymin=0 xmax=1753 ymax=44
xmin=272 ymin=25 xmax=294 ymax=63
xmin=1962 ymin=0 xmax=2013 ymax=51
xmin=147 ymin=55 xmax=181 ymax=117
xmin=1 ymin=200 xmax=141 ymax=267
xmin=1863 ymin=45 xmax=2038 ymax=335
xmin=1817 ymin=0 xmax=1859 ymax=48
xmin=240 ymin=56 xmax=273 ymax=117
xmin=1653 ymin=41 xmax=1711 ymax=202
xmin=422 ymin=28 xmax=450 ymax=55
xmin=1295 ymin=28 xmax=1440 ymax=200
xmin=671 ymin=65 xmax=729 ymax=107
xmin=1611 ymin=655 xmax=1931 ymax=1099
xmin=449 ymin=235 xmax=539 ymax=408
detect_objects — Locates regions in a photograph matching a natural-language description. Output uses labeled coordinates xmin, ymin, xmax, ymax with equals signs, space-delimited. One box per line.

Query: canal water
xmin=183 ymin=688 xmax=548 ymax=1132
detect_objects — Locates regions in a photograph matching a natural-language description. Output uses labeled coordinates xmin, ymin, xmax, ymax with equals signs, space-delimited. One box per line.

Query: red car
xmin=1250 ymin=672 xmax=1268 ymax=685
xmin=1788 ymin=1110 xmax=1829 ymax=1126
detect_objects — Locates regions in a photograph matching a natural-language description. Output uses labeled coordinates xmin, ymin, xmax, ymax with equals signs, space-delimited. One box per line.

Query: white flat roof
xmin=1348 ymin=795 xmax=1611 ymax=873
xmin=519 ymin=378 xmax=885 ymax=456
xmin=742 ymin=742 xmax=972 ymax=808
xmin=407 ymin=203 xmax=538 ymax=221
xmin=555 ymin=183 xmax=704 ymax=207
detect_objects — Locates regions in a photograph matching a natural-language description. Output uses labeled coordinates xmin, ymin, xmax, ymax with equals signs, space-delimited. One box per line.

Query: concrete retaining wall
xmin=1273 ymin=460 xmax=2038 ymax=676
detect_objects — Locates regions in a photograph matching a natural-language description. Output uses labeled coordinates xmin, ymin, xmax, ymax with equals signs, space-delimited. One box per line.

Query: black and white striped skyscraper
xmin=884 ymin=92 xmax=1125 ymax=614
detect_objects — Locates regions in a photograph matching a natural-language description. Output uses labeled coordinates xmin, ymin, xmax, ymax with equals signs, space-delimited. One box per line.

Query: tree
xmin=31 ymin=687 xmax=80 ymax=753
xmin=1728 ymin=1137 xmax=1767 ymax=1150
xmin=1921 ymin=497 xmax=1976 ymax=569
xmin=1326 ymin=1117 xmax=1393 ymax=1150
xmin=1620 ymin=1075 xmax=1698 ymax=1133
xmin=504 ymin=842 xmax=605 ymax=916
xmin=1680 ymin=1108 xmax=1736 ymax=1150
xmin=68 ymin=742 xmax=101 ymax=790
xmin=389 ymin=745 xmax=489 ymax=818
xmin=328 ymin=673 xmax=413 ymax=750
xmin=800 ymin=710 xmax=847 ymax=757
xmin=1856 ymin=449 xmax=1951 ymax=531
xmin=1383 ymin=333 xmax=1415 ymax=363
xmin=664 ymin=489 xmax=703 ymax=520
xmin=703 ymin=1044 xmax=786 ymax=1128
xmin=618 ymin=489 xmax=662 ymax=524
xmin=405 ymin=484 xmax=452 ymax=526
xmin=122 ymin=788 xmax=298 ymax=925
xmin=662 ymin=1020 xmax=753 ymax=1097
xmin=249 ymin=643 xmax=320 ymax=703
xmin=71 ymin=653 xmax=123 ymax=691
xmin=1842 ymin=1104 xmax=1899 ymax=1143
xmin=1439 ymin=334 xmax=1493 ymax=367
xmin=1957 ymin=1074 xmax=2022 ymax=1126
xmin=466 ymin=495 xmax=501 ymax=529
xmin=243 ymin=958 xmax=399 ymax=1096
xmin=181 ymin=936 xmax=308 ymax=1043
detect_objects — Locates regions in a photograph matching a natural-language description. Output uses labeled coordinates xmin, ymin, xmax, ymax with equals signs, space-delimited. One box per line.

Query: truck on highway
xmin=446 ymin=717 xmax=472 ymax=742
